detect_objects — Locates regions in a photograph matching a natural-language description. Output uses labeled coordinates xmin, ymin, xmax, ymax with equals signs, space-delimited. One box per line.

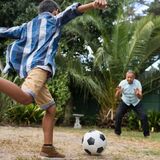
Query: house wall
xmin=142 ymin=90 xmax=160 ymax=112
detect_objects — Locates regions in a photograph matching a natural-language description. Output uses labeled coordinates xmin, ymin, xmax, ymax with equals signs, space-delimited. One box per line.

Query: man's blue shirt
xmin=0 ymin=3 xmax=82 ymax=78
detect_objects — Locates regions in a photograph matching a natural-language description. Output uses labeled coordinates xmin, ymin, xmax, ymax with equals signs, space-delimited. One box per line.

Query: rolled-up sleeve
xmin=57 ymin=3 xmax=83 ymax=27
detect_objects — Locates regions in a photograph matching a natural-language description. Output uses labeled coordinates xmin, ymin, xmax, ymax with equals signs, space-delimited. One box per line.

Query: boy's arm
xmin=57 ymin=0 xmax=107 ymax=27
xmin=0 ymin=25 xmax=24 ymax=39
xmin=77 ymin=0 xmax=107 ymax=13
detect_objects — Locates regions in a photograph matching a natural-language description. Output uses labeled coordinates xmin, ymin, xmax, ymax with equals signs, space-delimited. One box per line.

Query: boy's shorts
xmin=21 ymin=68 xmax=55 ymax=110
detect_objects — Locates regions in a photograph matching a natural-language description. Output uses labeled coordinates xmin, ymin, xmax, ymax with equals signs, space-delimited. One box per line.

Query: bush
xmin=0 ymin=70 xmax=71 ymax=125
xmin=3 ymin=104 xmax=44 ymax=125
xmin=48 ymin=70 xmax=71 ymax=122
xmin=124 ymin=111 xmax=141 ymax=131
xmin=148 ymin=111 xmax=160 ymax=132
xmin=124 ymin=110 xmax=160 ymax=132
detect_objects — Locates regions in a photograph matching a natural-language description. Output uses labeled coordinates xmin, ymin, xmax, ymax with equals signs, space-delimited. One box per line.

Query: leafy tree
xmin=147 ymin=0 xmax=160 ymax=16
xmin=64 ymin=5 xmax=160 ymax=124
xmin=56 ymin=0 xmax=120 ymax=125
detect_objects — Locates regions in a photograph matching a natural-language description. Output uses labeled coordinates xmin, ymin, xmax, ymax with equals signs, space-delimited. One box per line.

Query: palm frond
xmin=125 ymin=16 xmax=154 ymax=71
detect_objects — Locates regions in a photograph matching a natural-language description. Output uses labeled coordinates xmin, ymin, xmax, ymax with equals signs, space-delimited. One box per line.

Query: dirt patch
xmin=0 ymin=126 xmax=160 ymax=160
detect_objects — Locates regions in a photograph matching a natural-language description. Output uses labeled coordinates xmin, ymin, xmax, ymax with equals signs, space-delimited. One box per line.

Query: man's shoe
xmin=114 ymin=131 xmax=121 ymax=137
xmin=144 ymin=134 xmax=150 ymax=138
xmin=40 ymin=145 xmax=65 ymax=159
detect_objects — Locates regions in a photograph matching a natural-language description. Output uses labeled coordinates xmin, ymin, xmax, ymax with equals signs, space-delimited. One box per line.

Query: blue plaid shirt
xmin=0 ymin=3 xmax=82 ymax=78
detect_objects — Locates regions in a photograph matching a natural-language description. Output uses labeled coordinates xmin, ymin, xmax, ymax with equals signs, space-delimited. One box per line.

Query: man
xmin=0 ymin=0 xmax=107 ymax=159
xmin=114 ymin=70 xmax=150 ymax=137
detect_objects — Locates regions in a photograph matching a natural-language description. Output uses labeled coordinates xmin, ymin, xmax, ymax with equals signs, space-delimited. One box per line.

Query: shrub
xmin=124 ymin=110 xmax=160 ymax=132
xmin=148 ymin=111 xmax=160 ymax=132
xmin=4 ymin=104 xmax=44 ymax=125
xmin=48 ymin=70 xmax=71 ymax=121
xmin=125 ymin=111 xmax=141 ymax=131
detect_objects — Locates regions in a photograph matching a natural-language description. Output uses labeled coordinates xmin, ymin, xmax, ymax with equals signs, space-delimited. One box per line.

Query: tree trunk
xmin=63 ymin=98 xmax=73 ymax=126
xmin=0 ymin=60 xmax=4 ymax=72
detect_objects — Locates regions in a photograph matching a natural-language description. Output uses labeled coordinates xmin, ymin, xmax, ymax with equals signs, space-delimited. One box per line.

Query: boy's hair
xmin=38 ymin=0 xmax=60 ymax=13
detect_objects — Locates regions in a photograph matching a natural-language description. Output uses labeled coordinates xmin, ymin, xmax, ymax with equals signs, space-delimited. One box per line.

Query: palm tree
xmin=60 ymin=6 xmax=160 ymax=124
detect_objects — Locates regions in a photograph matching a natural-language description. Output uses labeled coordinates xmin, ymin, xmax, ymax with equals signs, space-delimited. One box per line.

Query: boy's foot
xmin=40 ymin=145 xmax=65 ymax=159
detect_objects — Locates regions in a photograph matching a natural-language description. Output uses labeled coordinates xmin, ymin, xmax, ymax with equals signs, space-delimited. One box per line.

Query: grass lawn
xmin=0 ymin=126 xmax=160 ymax=160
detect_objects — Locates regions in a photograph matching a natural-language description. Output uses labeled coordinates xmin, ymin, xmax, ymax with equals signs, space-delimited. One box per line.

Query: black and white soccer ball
xmin=82 ymin=130 xmax=107 ymax=155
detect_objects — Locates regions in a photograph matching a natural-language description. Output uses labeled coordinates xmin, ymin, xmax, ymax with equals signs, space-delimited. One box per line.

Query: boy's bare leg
xmin=40 ymin=105 xmax=65 ymax=158
xmin=42 ymin=105 xmax=56 ymax=145
xmin=0 ymin=77 xmax=33 ymax=104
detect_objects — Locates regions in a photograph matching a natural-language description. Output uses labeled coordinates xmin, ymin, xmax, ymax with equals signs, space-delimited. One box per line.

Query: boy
xmin=0 ymin=0 xmax=107 ymax=159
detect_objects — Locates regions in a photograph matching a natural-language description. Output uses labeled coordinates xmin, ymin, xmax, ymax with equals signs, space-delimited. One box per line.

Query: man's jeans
xmin=115 ymin=101 xmax=150 ymax=136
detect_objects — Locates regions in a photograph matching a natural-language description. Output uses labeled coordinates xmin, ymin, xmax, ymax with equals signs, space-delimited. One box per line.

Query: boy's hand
xmin=93 ymin=0 xmax=107 ymax=9
xmin=77 ymin=0 xmax=107 ymax=13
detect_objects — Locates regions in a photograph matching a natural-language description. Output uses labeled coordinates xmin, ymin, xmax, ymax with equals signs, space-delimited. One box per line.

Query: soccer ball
xmin=82 ymin=130 xmax=107 ymax=155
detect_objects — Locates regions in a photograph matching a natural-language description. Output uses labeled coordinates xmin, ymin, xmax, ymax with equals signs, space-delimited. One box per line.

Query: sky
xmin=146 ymin=60 xmax=160 ymax=71
xmin=134 ymin=0 xmax=154 ymax=15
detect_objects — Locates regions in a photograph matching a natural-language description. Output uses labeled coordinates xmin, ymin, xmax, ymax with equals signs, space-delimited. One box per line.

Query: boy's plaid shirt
xmin=0 ymin=3 xmax=82 ymax=78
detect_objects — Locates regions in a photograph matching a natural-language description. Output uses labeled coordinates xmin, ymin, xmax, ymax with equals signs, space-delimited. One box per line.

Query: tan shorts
xmin=21 ymin=68 xmax=55 ymax=110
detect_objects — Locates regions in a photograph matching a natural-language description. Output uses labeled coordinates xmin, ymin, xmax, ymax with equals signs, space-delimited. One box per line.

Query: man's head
xmin=38 ymin=0 xmax=60 ymax=15
xmin=125 ymin=70 xmax=135 ymax=84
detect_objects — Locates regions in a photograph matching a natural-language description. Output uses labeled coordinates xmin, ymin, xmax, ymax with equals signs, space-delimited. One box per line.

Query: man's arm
xmin=77 ymin=0 xmax=107 ymax=13
xmin=115 ymin=86 xmax=123 ymax=99
xmin=134 ymin=88 xmax=143 ymax=99
xmin=134 ymin=80 xmax=143 ymax=99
